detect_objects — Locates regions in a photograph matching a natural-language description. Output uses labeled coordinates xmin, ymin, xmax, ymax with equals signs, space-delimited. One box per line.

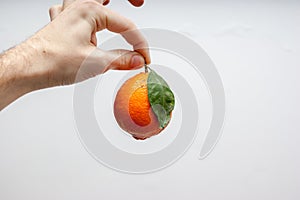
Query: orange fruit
xmin=114 ymin=72 xmax=165 ymax=140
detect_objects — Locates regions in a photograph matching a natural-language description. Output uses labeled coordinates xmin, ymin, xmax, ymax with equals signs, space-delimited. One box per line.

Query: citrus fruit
xmin=114 ymin=68 xmax=175 ymax=140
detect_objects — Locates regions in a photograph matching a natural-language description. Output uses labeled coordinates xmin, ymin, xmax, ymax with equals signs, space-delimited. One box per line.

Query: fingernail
xmin=130 ymin=55 xmax=144 ymax=69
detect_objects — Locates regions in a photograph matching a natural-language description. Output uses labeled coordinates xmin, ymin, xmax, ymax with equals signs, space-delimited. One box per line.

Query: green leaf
xmin=147 ymin=68 xmax=175 ymax=128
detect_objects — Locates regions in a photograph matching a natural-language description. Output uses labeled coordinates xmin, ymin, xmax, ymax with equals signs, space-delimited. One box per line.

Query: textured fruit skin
xmin=114 ymin=72 xmax=162 ymax=140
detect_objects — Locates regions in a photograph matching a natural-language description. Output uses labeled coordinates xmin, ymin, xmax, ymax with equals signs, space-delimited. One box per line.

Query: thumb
xmin=74 ymin=48 xmax=145 ymax=83
xmin=104 ymin=49 xmax=145 ymax=71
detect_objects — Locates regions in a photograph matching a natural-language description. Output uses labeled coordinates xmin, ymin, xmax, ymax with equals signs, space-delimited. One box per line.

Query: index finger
xmin=97 ymin=7 xmax=151 ymax=64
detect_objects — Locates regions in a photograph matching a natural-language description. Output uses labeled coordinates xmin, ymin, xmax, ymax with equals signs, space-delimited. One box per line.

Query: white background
xmin=1 ymin=0 xmax=300 ymax=199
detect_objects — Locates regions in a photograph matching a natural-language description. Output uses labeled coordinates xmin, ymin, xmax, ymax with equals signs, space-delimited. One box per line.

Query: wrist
xmin=21 ymin=35 xmax=57 ymax=90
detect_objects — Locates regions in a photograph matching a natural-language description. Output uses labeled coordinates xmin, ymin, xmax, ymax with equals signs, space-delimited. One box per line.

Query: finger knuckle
xmin=79 ymin=0 xmax=101 ymax=10
xmin=49 ymin=6 xmax=55 ymax=15
xmin=119 ymin=51 xmax=128 ymax=67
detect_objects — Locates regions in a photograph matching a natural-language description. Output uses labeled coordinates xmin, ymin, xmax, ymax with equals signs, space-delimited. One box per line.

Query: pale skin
xmin=0 ymin=0 xmax=150 ymax=110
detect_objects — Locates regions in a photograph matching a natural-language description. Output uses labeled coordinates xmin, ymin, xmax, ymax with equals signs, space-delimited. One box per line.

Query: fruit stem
xmin=144 ymin=64 xmax=149 ymax=73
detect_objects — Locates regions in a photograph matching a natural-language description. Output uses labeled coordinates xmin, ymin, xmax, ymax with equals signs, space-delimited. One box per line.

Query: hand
xmin=0 ymin=0 xmax=150 ymax=110
xmin=44 ymin=0 xmax=150 ymax=85
xmin=48 ymin=0 xmax=147 ymax=76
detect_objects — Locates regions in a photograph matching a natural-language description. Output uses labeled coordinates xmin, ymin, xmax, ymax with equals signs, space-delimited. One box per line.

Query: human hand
xmin=48 ymin=0 xmax=147 ymax=73
xmin=34 ymin=0 xmax=150 ymax=86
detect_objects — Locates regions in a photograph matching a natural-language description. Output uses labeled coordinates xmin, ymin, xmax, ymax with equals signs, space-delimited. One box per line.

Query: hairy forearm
xmin=0 ymin=37 xmax=49 ymax=110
